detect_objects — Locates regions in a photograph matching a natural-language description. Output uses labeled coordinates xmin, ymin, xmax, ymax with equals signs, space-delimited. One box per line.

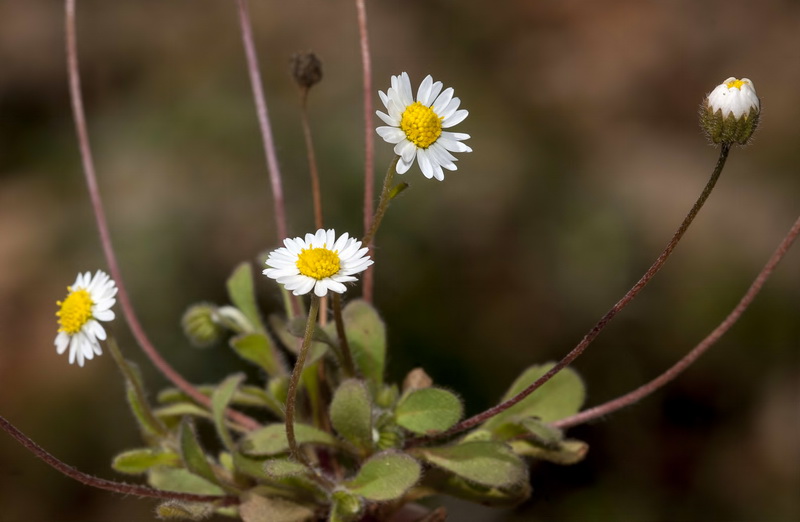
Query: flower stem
xmin=356 ymin=0 xmax=375 ymax=301
xmin=362 ymin=156 xmax=399 ymax=247
xmin=0 ymin=414 xmax=238 ymax=505
xmin=285 ymin=295 xmax=321 ymax=466
xmin=299 ymin=88 xmax=324 ymax=231
xmin=332 ymin=293 xmax=357 ymax=378
xmin=553 ymin=213 xmax=800 ymax=430
xmin=65 ymin=0 xmax=259 ymax=432
xmin=407 ymin=144 xmax=732 ymax=445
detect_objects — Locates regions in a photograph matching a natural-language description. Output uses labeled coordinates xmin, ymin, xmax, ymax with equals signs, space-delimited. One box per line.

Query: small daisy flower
xmin=700 ymin=77 xmax=760 ymax=145
xmin=376 ymin=72 xmax=471 ymax=181
xmin=55 ymin=270 xmax=118 ymax=367
xmin=263 ymin=229 xmax=373 ymax=297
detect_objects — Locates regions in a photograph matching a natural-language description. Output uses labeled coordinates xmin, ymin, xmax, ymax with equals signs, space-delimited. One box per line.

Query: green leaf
xmin=227 ymin=262 xmax=266 ymax=333
xmin=329 ymin=490 xmax=362 ymax=522
xmin=482 ymin=363 xmax=585 ymax=431
xmin=395 ymin=388 xmax=463 ymax=434
xmin=433 ymin=471 xmax=532 ymax=507
xmin=107 ymin=341 xmax=166 ymax=440
xmin=239 ymin=490 xmax=316 ymax=522
xmin=155 ymin=500 xmax=214 ymax=520
xmin=148 ymin=466 xmax=225 ymax=496
xmin=212 ymin=374 xmax=245 ymax=451
xmin=345 ymin=451 xmax=421 ymax=501
xmin=179 ymin=419 xmax=221 ymax=488
xmin=330 ymin=379 xmax=373 ymax=451
xmin=510 ymin=438 xmax=589 ymax=465
xmin=416 ymin=441 xmax=527 ymax=489
xmin=341 ymin=299 xmax=386 ymax=389
xmin=230 ymin=333 xmax=285 ymax=377
xmin=240 ymin=423 xmax=337 ymax=456
xmin=112 ymin=448 xmax=181 ymax=475
xmin=155 ymin=402 xmax=213 ymax=424
xmin=263 ymin=459 xmax=308 ymax=479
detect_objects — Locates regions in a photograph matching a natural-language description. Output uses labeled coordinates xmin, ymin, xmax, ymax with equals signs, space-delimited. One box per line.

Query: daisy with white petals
xmin=264 ymin=229 xmax=373 ymax=297
xmin=55 ymin=270 xmax=118 ymax=367
xmin=376 ymin=72 xmax=471 ymax=181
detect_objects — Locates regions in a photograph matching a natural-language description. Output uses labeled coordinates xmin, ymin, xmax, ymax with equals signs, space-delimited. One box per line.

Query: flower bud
xmin=290 ymin=51 xmax=322 ymax=90
xmin=700 ymin=77 xmax=760 ymax=145
xmin=181 ymin=303 xmax=223 ymax=348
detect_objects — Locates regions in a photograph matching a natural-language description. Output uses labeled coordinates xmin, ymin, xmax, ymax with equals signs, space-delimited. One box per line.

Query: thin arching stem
xmin=285 ymin=298 xmax=319 ymax=463
xmin=332 ymin=293 xmax=357 ymax=378
xmin=407 ymin=144 xmax=732 ymax=445
xmin=362 ymin=156 xmax=399 ymax=246
xmin=356 ymin=0 xmax=376 ymax=302
xmin=234 ymin=0 xmax=288 ymax=241
xmin=299 ymin=88 xmax=324 ymax=231
xmin=65 ymin=0 xmax=259 ymax=432
xmin=553 ymin=213 xmax=800 ymax=430
xmin=0 ymin=414 xmax=238 ymax=505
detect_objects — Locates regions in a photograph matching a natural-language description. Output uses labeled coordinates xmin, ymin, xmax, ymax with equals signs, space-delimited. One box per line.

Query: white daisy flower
xmin=376 ymin=72 xmax=471 ymax=181
xmin=701 ymin=77 xmax=760 ymax=145
xmin=706 ymin=77 xmax=760 ymax=120
xmin=55 ymin=270 xmax=117 ymax=367
xmin=263 ymin=229 xmax=373 ymax=297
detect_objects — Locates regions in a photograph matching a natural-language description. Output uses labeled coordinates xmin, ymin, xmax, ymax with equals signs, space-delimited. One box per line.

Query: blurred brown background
xmin=1 ymin=0 xmax=798 ymax=520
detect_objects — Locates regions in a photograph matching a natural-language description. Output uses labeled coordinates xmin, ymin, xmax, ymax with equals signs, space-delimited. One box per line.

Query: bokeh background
xmin=1 ymin=0 xmax=798 ymax=520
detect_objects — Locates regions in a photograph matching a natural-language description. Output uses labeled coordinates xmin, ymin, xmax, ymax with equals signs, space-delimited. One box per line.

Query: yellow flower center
xmin=726 ymin=79 xmax=747 ymax=90
xmin=296 ymin=247 xmax=340 ymax=280
xmin=56 ymin=287 xmax=94 ymax=334
xmin=400 ymin=101 xmax=443 ymax=149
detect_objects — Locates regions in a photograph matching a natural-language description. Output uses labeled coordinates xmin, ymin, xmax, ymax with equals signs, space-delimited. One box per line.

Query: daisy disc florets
xmin=376 ymin=72 xmax=472 ymax=181
xmin=263 ymin=229 xmax=373 ymax=297
xmin=54 ymin=270 xmax=118 ymax=367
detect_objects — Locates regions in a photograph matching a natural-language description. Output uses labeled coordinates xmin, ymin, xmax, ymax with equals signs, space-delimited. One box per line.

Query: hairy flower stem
xmin=285 ymin=296 xmax=322 ymax=467
xmin=362 ymin=156 xmax=399 ymax=247
xmin=553 ymin=213 xmax=800 ymax=429
xmin=0 ymin=414 xmax=238 ymax=505
xmin=356 ymin=0 xmax=375 ymax=302
xmin=332 ymin=293 xmax=357 ymax=378
xmin=65 ymin=0 xmax=259 ymax=432
xmin=408 ymin=144 xmax=732 ymax=446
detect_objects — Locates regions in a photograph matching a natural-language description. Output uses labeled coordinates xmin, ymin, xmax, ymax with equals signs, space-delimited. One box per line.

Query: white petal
xmin=417 ymin=149 xmax=435 ymax=179
xmin=396 ymin=156 xmax=413 ymax=174
xmin=417 ymin=75 xmax=433 ymax=105
xmin=442 ymin=109 xmax=468 ymax=128
xmin=432 ymin=88 xmax=454 ymax=114
xmin=377 ymin=127 xmax=407 ymax=144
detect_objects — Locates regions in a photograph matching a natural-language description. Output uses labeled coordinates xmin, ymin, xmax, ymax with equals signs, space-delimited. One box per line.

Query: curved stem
xmin=0 ymin=414 xmax=238 ymax=505
xmin=235 ymin=0 xmax=288 ymax=241
xmin=285 ymin=296 xmax=321 ymax=466
xmin=553 ymin=213 xmax=800 ymax=429
xmin=356 ymin=0 xmax=376 ymax=302
xmin=362 ymin=156 xmax=399 ymax=247
xmin=65 ymin=0 xmax=259 ymax=432
xmin=407 ymin=144 xmax=731 ymax=445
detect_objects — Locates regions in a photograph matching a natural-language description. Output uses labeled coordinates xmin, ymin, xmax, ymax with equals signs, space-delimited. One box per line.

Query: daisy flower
xmin=263 ymin=229 xmax=373 ymax=297
xmin=376 ymin=72 xmax=471 ymax=181
xmin=55 ymin=270 xmax=118 ymax=367
xmin=701 ymin=77 xmax=760 ymax=145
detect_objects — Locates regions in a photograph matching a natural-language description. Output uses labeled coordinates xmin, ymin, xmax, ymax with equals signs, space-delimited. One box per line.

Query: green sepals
xmin=230 ymin=333 xmax=286 ymax=377
xmin=395 ymin=388 xmax=463 ymax=435
xmin=239 ymin=489 xmax=317 ymax=522
xmin=181 ymin=303 xmax=224 ymax=348
xmin=330 ymin=379 xmax=374 ymax=452
xmin=509 ymin=438 xmax=589 ymax=465
xmin=344 ymin=451 xmax=422 ymax=501
xmin=155 ymin=500 xmax=214 ymax=520
xmin=179 ymin=419 xmax=223 ymax=489
xmin=340 ymin=300 xmax=386 ymax=390
xmin=415 ymin=441 xmax=527 ymax=489
xmin=112 ymin=447 xmax=181 ymax=475
xmin=212 ymin=374 xmax=245 ymax=451
xmin=149 ymin=466 xmax=225 ymax=496
xmin=240 ymin=423 xmax=337 ymax=456
xmin=329 ymin=490 xmax=363 ymax=522
xmin=263 ymin=459 xmax=309 ymax=479
xmin=375 ymin=384 xmax=399 ymax=409
xmin=482 ymin=363 xmax=585 ymax=432
xmin=227 ymin=262 xmax=267 ymax=333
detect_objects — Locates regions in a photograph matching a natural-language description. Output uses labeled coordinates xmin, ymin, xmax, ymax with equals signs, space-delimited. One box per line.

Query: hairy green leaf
xmin=341 ymin=300 xmax=386 ymax=389
xmin=179 ymin=419 xmax=220 ymax=488
xmin=230 ymin=333 xmax=285 ymax=377
xmin=155 ymin=500 xmax=214 ymax=520
xmin=263 ymin=459 xmax=308 ymax=479
xmin=395 ymin=388 xmax=463 ymax=434
xmin=510 ymin=438 xmax=589 ymax=465
xmin=227 ymin=262 xmax=266 ymax=333
xmin=417 ymin=441 xmax=526 ymax=489
xmin=345 ymin=452 xmax=421 ymax=501
xmin=212 ymin=374 xmax=245 ymax=451
xmin=112 ymin=448 xmax=181 ymax=475
xmin=148 ymin=466 xmax=225 ymax=496
xmin=240 ymin=423 xmax=337 ymax=456
xmin=330 ymin=379 xmax=373 ymax=451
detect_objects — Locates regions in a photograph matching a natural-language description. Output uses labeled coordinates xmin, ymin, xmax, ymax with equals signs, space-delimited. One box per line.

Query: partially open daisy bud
xmin=700 ymin=77 xmax=760 ymax=145
xmin=181 ymin=303 xmax=224 ymax=348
